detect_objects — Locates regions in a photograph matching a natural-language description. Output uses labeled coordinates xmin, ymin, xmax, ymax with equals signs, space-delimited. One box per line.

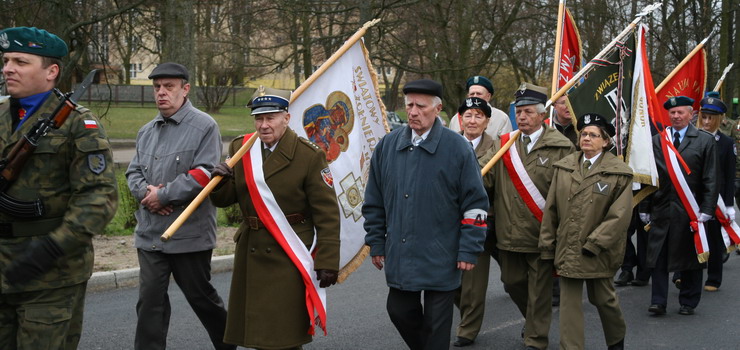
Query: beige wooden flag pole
xmin=480 ymin=3 xmax=661 ymax=176
xmin=161 ymin=19 xmax=382 ymax=242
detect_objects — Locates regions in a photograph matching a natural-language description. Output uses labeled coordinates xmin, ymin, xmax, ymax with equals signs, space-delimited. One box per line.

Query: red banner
xmin=655 ymin=48 xmax=707 ymax=113
xmin=557 ymin=8 xmax=583 ymax=89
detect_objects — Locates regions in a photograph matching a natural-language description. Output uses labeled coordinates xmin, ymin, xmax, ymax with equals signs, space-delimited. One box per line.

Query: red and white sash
xmin=660 ymin=130 xmax=710 ymax=262
xmin=714 ymin=197 xmax=740 ymax=249
xmin=500 ymin=131 xmax=546 ymax=222
xmin=241 ymin=134 xmax=328 ymax=335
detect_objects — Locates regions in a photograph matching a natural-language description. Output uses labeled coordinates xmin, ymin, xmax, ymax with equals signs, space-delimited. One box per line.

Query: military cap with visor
xmin=700 ymin=96 xmax=727 ymax=115
xmin=402 ymin=79 xmax=443 ymax=98
xmin=514 ymin=82 xmax=548 ymax=106
xmin=148 ymin=62 xmax=190 ymax=81
xmin=0 ymin=27 xmax=68 ymax=58
xmin=577 ymin=113 xmax=615 ymax=137
xmin=458 ymin=97 xmax=491 ymax=119
xmin=466 ymin=75 xmax=494 ymax=94
xmin=248 ymin=86 xmax=291 ymax=115
xmin=663 ymin=96 xmax=694 ymax=110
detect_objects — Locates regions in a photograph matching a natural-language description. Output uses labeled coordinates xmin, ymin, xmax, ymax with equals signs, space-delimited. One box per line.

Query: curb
xmin=87 ymin=254 xmax=235 ymax=293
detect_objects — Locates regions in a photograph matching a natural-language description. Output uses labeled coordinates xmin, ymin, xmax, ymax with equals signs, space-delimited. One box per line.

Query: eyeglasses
xmin=579 ymin=132 xmax=603 ymax=139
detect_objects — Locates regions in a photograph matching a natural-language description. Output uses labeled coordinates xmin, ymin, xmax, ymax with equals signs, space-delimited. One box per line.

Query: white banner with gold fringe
xmin=288 ymin=38 xmax=387 ymax=282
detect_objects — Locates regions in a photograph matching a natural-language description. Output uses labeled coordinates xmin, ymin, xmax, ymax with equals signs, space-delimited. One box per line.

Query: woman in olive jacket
xmin=539 ymin=113 xmax=633 ymax=350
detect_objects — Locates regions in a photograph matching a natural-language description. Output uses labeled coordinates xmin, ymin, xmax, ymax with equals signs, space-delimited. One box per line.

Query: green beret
xmin=0 ymin=27 xmax=68 ymax=59
xmin=466 ymin=75 xmax=494 ymax=94
xmin=663 ymin=96 xmax=694 ymax=110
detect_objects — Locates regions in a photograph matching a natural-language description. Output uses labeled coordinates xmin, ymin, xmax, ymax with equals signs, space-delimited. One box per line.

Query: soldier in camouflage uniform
xmin=0 ymin=27 xmax=117 ymax=349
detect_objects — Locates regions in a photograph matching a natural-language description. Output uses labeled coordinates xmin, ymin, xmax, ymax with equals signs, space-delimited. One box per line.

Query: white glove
xmin=639 ymin=213 xmax=650 ymax=224
xmin=727 ymin=207 xmax=736 ymax=221
xmin=698 ymin=213 xmax=712 ymax=223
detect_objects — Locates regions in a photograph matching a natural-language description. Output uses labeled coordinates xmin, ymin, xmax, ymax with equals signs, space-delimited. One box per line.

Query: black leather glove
xmin=4 ymin=236 xmax=64 ymax=284
xmin=212 ymin=162 xmax=233 ymax=178
xmin=581 ymin=247 xmax=596 ymax=257
xmin=316 ymin=269 xmax=338 ymax=288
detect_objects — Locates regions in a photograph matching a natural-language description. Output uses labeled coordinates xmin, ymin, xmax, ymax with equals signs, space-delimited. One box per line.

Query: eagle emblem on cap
xmin=708 ymin=98 xmax=714 ymax=104
xmin=257 ymin=85 xmax=266 ymax=97
xmin=670 ymin=97 xmax=676 ymax=106
xmin=518 ymin=83 xmax=527 ymax=94
xmin=0 ymin=33 xmax=8 ymax=49
xmin=466 ymin=98 xmax=473 ymax=107
xmin=584 ymin=115 xmax=591 ymax=124
xmin=473 ymin=76 xmax=480 ymax=84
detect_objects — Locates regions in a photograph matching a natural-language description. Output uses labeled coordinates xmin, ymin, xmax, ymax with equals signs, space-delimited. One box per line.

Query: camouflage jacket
xmin=0 ymin=93 xmax=118 ymax=293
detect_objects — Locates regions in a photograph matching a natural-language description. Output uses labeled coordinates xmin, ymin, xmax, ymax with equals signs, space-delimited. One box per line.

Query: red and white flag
xmin=626 ymin=24 xmax=659 ymax=186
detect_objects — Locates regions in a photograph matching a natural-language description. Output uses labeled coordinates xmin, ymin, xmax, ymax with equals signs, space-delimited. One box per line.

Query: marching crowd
xmin=0 ymin=26 xmax=737 ymax=350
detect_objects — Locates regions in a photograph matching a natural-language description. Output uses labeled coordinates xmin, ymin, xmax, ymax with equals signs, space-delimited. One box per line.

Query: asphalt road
xmin=79 ymin=253 xmax=740 ymax=349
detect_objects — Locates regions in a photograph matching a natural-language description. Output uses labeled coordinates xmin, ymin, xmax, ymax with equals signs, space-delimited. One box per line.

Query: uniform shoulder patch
xmin=321 ymin=167 xmax=334 ymax=187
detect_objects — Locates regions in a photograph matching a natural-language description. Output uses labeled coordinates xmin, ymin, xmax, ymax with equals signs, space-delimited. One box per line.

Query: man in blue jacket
xmin=363 ymin=79 xmax=489 ymax=350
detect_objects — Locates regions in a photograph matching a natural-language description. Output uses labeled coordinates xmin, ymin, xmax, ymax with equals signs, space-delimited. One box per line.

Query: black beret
xmin=700 ymin=96 xmax=727 ymax=114
xmin=466 ymin=75 xmax=494 ymax=94
xmin=149 ymin=62 xmax=189 ymax=80
xmin=403 ymin=79 xmax=443 ymax=98
xmin=577 ymin=113 xmax=615 ymax=137
xmin=663 ymin=96 xmax=694 ymax=110
xmin=0 ymin=27 xmax=68 ymax=58
xmin=514 ymin=82 xmax=548 ymax=106
xmin=458 ymin=97 xmax=491 ymax=118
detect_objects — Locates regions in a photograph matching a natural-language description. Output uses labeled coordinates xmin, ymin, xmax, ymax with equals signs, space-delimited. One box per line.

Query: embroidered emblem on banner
xmin=303 ymin=91 xmax=355 ymax=163
xmin=594 ymin=182 xmax=610 ymax=195
xmin=88 ymin=154 xmax=106 ymax=174
xmin=321 ymin=167 xmax=334 ymax=188
xmin=338 ymin=172 xmax=364 ymax=221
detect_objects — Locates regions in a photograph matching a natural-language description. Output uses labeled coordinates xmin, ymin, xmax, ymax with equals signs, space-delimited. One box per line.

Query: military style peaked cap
xmin=700 ymin=96 xmax=727 ymax=114
xmin=458 ymin=97 xmax=491 ymax=119
xmin=0 ymin=27 xmax=68 ymax=58
xmin=248 ymin=86 xmax=291 ymax=115
xmin=466 ymin=75 xmax=494 ymax=94
xmin=663 ymin=96 xmax=694 ymax=110
xmin=514 ymin=82 xmax=548 ymax=106
xmin=577 ymin=113 xmax=615 ymax=137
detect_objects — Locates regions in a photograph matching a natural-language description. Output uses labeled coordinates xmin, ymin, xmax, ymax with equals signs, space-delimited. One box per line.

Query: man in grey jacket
xmin=126 ymin=62 xmax=233 ymax=350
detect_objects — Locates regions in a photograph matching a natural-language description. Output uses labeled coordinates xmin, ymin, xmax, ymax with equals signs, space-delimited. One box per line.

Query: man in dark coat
xmin=211 ymin=87 xmax=340 ymax=349
xmin=363 ymin=79 xmax=489 ymax=350
xmin=645 ymin=96 xmax=717 ymax=316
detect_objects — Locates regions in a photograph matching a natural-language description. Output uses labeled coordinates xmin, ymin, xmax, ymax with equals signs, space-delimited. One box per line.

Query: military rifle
xmin=0 ymin=70 xmax=97 ymax=218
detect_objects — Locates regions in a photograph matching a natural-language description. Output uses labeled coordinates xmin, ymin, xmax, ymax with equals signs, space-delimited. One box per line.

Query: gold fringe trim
xmin=727 ymin=244 xmax=738 ymax=254
xmin=696 ymin=251 xmax=710 ymax=264
xmin=632 ymin=185 xmax=657 ymax=208
xmin=338 ymin=245 xmax=370 ymax=284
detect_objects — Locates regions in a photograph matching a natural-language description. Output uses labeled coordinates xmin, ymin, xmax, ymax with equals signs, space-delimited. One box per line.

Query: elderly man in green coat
xmin=211 ymin=87 xmax=340 ymax=349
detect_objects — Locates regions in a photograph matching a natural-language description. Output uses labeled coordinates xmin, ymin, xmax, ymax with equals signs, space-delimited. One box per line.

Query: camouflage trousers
xmin=0 ymin=282 xmax=87 ymax=350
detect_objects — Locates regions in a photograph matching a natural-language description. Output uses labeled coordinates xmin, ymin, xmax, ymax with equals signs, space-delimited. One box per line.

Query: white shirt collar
xmin=469 ymin=135 xmax=483 ymax=150
xmin=521 ymin=126 xmax=544 ymax=152
xmin=582 ymin=152 xmax=602 ymax=168
xmin=411 ymin=128 xmax=432 ymax=144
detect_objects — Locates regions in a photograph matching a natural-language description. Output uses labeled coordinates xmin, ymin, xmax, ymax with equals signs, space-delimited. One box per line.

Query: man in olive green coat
xmin=0 ymin=27 xmax=117 ymax=349
xmin=211 ymin=87 xmax=340 ymax=349
xmin=480 ymin=83 xmax=574 ymax=350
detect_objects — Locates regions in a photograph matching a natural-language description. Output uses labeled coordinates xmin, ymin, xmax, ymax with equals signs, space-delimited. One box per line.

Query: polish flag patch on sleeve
xmin=84 ymin=120 xmax=98 ymax=129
